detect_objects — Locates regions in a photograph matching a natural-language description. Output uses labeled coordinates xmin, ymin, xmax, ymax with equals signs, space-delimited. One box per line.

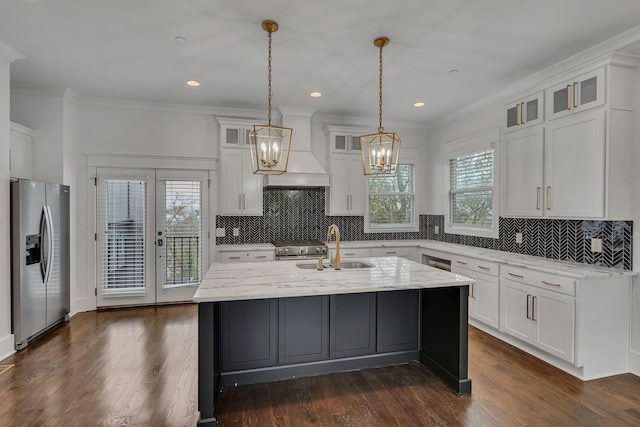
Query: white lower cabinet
xmin=218 ymin=250 xmax=275 ymax=262
xmin=452 ymin=256 xmax=500 ymax=329
xmin=501 ymin=279 xmax=575 ymax=363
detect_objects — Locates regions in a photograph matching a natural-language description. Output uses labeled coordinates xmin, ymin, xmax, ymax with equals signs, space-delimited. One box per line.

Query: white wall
xmin=424 ymin=101 xmax=502 ymax=214
xmin=630 ymin=65 xmax=640 ymax=375
xmin=0 ymin=40 xmax=23 ymax=361
xmin=75 ymin=100 xmax=219 ymax=312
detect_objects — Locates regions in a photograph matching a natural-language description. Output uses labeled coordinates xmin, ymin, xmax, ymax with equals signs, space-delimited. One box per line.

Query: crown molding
xmin=427 ymin=24 xmax=640 ymax=130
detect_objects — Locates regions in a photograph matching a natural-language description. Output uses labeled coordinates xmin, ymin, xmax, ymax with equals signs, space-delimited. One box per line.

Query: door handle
xmin=532 ymin=296 xmax=537 ymax=321
xmin=526 ymin=294 xmax=531 ymax=320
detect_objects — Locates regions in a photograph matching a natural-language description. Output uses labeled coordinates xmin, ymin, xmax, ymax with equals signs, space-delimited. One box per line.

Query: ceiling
xmin=2 ymin=0 xmax=640 ymax=125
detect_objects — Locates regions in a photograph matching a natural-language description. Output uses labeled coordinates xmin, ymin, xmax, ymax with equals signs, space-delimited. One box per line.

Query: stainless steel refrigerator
xmin=10 ymin=179 xmax=70 ymax=350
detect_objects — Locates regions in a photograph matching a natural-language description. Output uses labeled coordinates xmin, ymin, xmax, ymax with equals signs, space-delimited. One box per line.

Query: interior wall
xmin=0 ymin=41 xmax=22 ymax=361
xmin=0 ymin=53 xmax=12 ymax=360
xmin=631 ymin=65 xmax=640 ymax=375
xmin=424 ymin=101 xmax=502 ymax=214
xmin=10 ymin=92 xmax=64 ymax=183
xmin=74 ymin=101 xmax=219 ymax=312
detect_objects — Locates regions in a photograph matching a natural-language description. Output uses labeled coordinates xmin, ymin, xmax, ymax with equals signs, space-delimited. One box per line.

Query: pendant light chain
xmin=267 ymin=29 xmax=273 ymax=126
xmin=378 ymin=42 xmax=384 ymax=133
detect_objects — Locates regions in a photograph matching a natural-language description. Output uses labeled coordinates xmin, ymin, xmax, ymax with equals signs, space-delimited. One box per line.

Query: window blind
xmin=449 ymin=149 xmax=494 ymax=226
xmin=98 ymin=179 xmax=147 ymax=290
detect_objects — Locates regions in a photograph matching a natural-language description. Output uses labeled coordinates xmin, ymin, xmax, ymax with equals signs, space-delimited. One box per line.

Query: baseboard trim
xmin=220 ymin=350 xmax=419 ymax=387
xmin=0 ymin=334 xmax=16 ymax=362
xmin=70 ymin=297 xmax=92 ymax=316
xmin=629 ymin=350 xmax=640 ymax=377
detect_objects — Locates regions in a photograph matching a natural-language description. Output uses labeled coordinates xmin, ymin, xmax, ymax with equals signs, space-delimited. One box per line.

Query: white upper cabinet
xmin=544 ymin=110 xmax=605 ymax=218
xmin=502 ymin=128 xmax=544 ymax=217
xmin=503 ymin=91 xmax=544 ymax=133
xmin=545 ymin=68 xmax=605 ymax=121
xmin=324 ymin=126 xmax=368 ymax=216
xmin=9 ymin=122 xmax=34 ymax=180
xmin=500 ymin=55 xmax=636 ymax=220
xmin=325 ymin=125 xmax=366 ymax=154
xmin=218 ymin=118 xmax=264 ymax=216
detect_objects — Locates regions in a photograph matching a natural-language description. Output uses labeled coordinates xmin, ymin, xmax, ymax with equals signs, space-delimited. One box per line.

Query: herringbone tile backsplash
xmin=216 ymin=187 xmax=632 ymax=270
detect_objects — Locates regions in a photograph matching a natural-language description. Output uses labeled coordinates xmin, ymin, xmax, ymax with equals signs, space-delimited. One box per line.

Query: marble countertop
xmin=193 ymin=256 xmax=474 ymax=303
xmin=214 ymin=239 xmax=634 ymax=279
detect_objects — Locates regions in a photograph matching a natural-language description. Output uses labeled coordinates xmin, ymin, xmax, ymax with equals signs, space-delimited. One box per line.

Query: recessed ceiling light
xmin=186 ymin=80 xmax=200 ymax=87
xmin=449 ymin=69 xmax=459 ymax=75
xmin=309 ymin=91 xmax=322 ymax=98
xmin=175 ymin=36 xmax=187 ymax=44
xmin=413 ymin=102 xmax=425 ymax=107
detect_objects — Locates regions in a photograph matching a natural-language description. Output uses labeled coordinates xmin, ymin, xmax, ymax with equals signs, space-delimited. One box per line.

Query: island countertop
xmin=193 ymin=256 xmax=474 ymax=303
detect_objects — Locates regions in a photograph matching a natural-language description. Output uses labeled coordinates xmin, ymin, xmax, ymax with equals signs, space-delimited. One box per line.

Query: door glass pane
xmin=162 ymin=180 xmax=202 ymax=288
xmin=580 ymin=76 xmax=597 ymax=106
xmin=100 ymin=180 xmax=146 ymax=290
xmin=525 ymin=99 xmax=538 ymax=122
xmin=506 ymin=106 xmax=518 ymax=127
xmin=335 ymin=135 xmax=346 ymax=150
xmin=553 ymin=87 xmax=569 ymax=113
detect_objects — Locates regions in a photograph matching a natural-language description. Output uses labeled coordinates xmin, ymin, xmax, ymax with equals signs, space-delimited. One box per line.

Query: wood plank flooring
xmin=1 ymin=304 xmax=639 ymax=426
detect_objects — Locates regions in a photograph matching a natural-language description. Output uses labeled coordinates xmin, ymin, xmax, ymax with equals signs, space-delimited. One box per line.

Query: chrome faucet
xmin=327 ymin=224 xmax=341 ymax=270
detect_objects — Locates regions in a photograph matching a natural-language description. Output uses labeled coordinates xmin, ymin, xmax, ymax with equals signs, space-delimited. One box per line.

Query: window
xmin=366 ymin=163 xmax=418 ymax=232
xmin=445 ymin=129 xmax=499 ymax=238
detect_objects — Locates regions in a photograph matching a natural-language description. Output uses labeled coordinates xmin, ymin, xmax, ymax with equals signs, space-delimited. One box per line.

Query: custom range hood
xmin=264 ymin=107 xmax=330 ymax=187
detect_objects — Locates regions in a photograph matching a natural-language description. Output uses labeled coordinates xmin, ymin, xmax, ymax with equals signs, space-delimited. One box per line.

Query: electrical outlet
xmin=591 ymin=238 xmax=603 ymax=253
xmin=215 ymin=227 xmax=226 ymax=237
xmin=434 ymin=225 xmax=439 ymax=235
xmin=233 ymin=227 xmax=240 ymax=237
xmin=515 ymin=232 xmax=523 ymax=244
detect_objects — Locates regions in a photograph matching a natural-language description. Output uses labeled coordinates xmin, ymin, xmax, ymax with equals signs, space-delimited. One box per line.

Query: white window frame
xmin=445 ymin=129 xmax=500 ymax=239
xmin=365 ymin=152 xmax=419 ymax=233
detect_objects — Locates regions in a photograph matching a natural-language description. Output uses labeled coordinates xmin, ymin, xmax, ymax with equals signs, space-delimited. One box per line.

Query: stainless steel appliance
xmin=421 ymin=250 xmax=452 ymax=272
xmin=10 ymin=179 xmax=70 ymax=350
xmin=273 ymin=240 xmax=328 ymax=260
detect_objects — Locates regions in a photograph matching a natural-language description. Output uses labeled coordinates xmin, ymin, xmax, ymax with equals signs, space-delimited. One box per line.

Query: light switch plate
xmin=515 ymin=232 xmax=523 ymax=244
xmin=215 ymin=227 xmax=226 ymax=237
xmin=591 ymin=238 xmax=603 ymax=253
xmin=233 ymin=227 xmax=240 ymax=237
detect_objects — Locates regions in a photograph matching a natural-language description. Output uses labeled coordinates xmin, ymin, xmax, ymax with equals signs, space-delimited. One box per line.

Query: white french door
xmin=96 ymin=168 xmax=209 ymax=308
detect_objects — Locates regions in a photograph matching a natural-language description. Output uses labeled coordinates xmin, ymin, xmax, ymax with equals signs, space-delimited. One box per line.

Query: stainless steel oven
xmin=273 ymin=240 xmax=328 ymax=260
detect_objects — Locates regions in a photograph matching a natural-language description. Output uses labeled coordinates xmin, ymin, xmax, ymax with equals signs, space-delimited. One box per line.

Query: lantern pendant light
xmin=360 ymin=37 xmax=401 ymax=177
xmin=249 ymin=20 xmax=293 ymax=175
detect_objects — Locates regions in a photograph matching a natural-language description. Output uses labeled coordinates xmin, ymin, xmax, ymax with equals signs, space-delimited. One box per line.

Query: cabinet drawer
xmin=219 ymin=251 xmax=275 ymax=262
xmin=501 ymin=265 xmax=575 ymax=296
xmin=334 ymin=248 xmax=371 ymax=258
xmin=371 ymin=247 xmax=409 ymax=258
xmin=452 ymin=256 xmax=499 ymax=276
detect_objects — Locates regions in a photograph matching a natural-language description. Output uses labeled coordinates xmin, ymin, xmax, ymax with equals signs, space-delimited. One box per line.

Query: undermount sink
xmin=295 ymin=261 xmax=373 ymax=269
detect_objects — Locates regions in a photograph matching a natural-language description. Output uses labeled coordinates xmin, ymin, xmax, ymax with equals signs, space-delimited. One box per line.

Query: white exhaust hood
xmin=264 ymin=107 xmax=330 ymax=187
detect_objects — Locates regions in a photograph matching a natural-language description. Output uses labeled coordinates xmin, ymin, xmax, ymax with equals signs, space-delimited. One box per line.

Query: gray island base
xmin=194 ymin=257 xmax=474 ymax=426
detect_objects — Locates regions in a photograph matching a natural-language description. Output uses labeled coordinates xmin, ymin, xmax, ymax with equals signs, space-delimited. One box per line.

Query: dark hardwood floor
xmin=1 ymin=304 xmax=639 ymax=426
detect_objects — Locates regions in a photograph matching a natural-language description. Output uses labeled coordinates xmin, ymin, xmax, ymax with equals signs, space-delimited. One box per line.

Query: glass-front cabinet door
xmin=545 ymin=68 xmax=605 ymax=120
xmin=504 ymin=91 xmax=543 ymax=132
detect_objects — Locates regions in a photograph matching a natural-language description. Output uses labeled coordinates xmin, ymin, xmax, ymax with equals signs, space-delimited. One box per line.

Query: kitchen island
xmin=194 ymin=256 xmax=475 ymax=426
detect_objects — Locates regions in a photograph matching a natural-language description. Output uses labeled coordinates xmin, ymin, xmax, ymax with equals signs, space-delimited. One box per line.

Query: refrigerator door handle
xmin=39 ymin=207 xmax=47 ymax=281
xmin=44 ymin=205 xmax=55 ymax=286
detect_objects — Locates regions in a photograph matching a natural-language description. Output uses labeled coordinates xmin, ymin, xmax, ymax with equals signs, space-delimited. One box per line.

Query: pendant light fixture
xmin=360 ymin=37 xmax=401 ymax=177
xmin=249 ymin=20 xmax=292 ymax=175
